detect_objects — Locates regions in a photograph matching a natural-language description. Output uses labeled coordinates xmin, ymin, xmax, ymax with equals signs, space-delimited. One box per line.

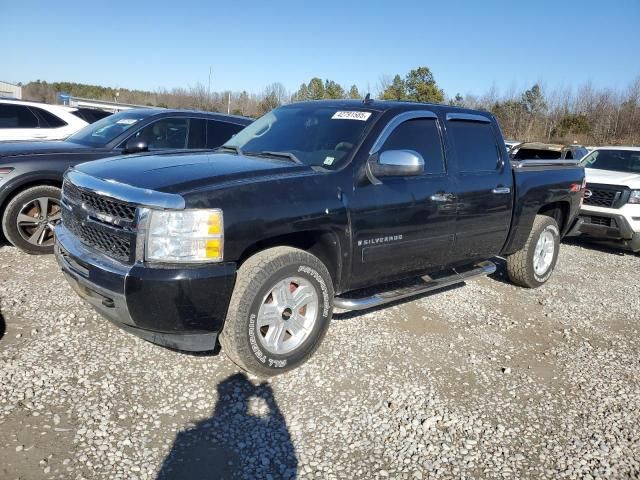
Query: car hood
xmin=585 ymin=168 xmax=640 ymax=188
xmin=0 ymin=140 xmax=95 ymax=158
xmin=74 ymin=151 xmax=314 ymax=195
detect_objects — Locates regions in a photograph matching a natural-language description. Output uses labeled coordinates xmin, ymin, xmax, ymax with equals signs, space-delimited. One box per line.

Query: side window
xmin=31 ymin=107 xmax=68 ymax=128
xmin=206 ymin=121 xmax=244 ymax=148
xmin=564 ymin=150 xmax=573 ymax=160
xmin=0 ymin=104 xmax=39 ymax=128
xmin=448 ymin=120 xmax=500 ymax=173
xmin=131 ymin=118 xmax=189 ymax=149
xmin=188 ymin=119 xmax=207 ymax=148
xmin=380 ymin=118 xmax=445 ymax=174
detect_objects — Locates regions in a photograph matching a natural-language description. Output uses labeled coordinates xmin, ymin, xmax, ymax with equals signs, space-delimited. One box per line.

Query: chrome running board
xmin=334 ymin=261 xmax=496 ymax=311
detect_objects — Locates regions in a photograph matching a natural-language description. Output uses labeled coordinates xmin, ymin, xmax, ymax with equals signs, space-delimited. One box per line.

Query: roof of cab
xmin=283 ymin=99 xmax=493 ymax=117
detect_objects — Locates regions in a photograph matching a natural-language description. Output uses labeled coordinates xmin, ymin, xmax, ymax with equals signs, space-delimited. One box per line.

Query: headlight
xmin=145 ymin=209 xmax=223 ymax=262
xmin=629 ymin=190 xmax=640 ymax=204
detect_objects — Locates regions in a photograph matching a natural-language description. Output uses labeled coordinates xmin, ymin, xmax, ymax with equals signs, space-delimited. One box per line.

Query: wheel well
xmin=237 ymin=231 xmax=342 ymax=290
xmin=538 ymin=202 xmax=569 ymax=232
xmin=0 ymin=179 xmax=62 ymax=226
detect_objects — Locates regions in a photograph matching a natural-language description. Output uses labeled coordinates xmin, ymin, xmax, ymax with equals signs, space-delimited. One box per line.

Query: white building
xmin=0 ymin=81 xmax=22 ymax=99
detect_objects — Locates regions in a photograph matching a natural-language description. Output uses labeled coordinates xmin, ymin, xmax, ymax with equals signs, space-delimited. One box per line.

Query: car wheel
xmin=1 ymin=185 xmax=62 ymax=255
xmin=506 ymin=214 xmax=560 ymax=288
xmin=219 ymin=246 xmax=334 ymax=377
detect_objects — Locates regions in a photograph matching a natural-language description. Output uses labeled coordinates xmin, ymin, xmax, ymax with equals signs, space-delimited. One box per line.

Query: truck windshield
xmin=581 ymin=149 xmax=640 ymax=174
xmin=222 ymin=105 xmax=377 ymax=169
xmin=67 ymin=110 xmax=153 ymax=147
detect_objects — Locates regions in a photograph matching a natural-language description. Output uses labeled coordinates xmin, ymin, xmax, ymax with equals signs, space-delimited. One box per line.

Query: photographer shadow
xmin=0 ymin=308 xmax=5 ymax=341
xmin=157 ymin=372 xmax=297 ymax=480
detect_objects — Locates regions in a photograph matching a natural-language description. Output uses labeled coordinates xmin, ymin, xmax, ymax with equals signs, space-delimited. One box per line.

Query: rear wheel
xmin=506 ymin=215 xmax=560 ymax=288
xmin=1 ymin=185 xmax=62 ymax=255
xmin=219 ymin=247 xmax=334 ymax=377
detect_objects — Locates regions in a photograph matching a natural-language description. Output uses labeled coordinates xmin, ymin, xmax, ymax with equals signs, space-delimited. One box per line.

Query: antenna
xmin=363 ymin=93 xmax=372 ymax=105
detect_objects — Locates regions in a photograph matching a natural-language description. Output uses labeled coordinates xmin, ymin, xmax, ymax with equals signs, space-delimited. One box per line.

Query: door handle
xmin=430 ymin=192 xmax=456 ymax=202
xmin=492 ymin=187 xmax=511 ymax=195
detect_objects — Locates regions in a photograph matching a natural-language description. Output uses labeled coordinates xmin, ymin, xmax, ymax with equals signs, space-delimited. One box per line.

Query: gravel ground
xmin=0 ymin=239 xmax=639 ymax=479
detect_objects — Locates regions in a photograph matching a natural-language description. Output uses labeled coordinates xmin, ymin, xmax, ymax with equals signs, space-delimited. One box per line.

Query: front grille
xmin=61 ymin=181 xmax=136 ymax=263
xmin=63 ymin=181 xmax=136 ymax=221
xmin=583 ymin=185 xmax=624 ymax=208
xmin=62 ymin=209 xmax=132 ymax=262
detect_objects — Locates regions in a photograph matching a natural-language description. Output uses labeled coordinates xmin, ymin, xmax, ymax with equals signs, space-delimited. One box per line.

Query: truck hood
xmin=74 ymin=151 xmax=313 ymax=195
xmin=585 ymin=168 xmax=640 ymax=189
xmin=0 ymin=140 xmax=93 ymax=159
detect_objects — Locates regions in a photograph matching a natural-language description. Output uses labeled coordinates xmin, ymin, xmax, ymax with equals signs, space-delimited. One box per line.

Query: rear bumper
xmin=55 ymin=224 xmax=237 ymax=351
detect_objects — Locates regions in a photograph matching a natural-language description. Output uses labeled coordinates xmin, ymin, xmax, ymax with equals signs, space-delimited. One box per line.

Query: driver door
xmin=348 ymin=112 xmax=457 ymax=290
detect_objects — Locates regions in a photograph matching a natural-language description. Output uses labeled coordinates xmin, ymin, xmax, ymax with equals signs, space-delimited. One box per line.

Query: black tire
xmin=219 ymin=246 xmax=334 ymax=377
xmin=1 ymin=185 xmax=62 ymax=255
xmin=506 ymin=215 xmax=560 ymax=288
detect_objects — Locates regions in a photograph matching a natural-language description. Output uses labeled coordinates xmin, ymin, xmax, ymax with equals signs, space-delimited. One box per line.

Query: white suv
xmin=577 ymin=147 xmax=640 ymax=252
xmin=0 ymin=99 xmax=90 ymax=141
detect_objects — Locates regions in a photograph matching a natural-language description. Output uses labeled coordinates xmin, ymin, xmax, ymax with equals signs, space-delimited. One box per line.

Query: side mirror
xmin=124 ymin=138 xmax=149 ymax=154
xmin=370 ymin=149 xmax=424 ymax=178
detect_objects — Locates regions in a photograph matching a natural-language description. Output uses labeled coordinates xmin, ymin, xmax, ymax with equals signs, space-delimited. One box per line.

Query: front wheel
xmin=506 ymin=215 xmax=560 ymax=288
xmin=219 ymin=247 xmax=334 ymax=377
xmin=1 ymin=185 xmax=62 ymax=255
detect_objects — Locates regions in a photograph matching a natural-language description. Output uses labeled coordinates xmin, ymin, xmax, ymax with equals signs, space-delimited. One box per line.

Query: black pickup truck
xmin=54 ymin=100 xmax=585 ymax=376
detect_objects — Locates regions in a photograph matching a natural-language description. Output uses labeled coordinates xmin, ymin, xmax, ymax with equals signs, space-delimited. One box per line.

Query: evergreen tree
xmin=380 ymin=75 xmax=406 ymax=100
xmin=348 ymin=85 xmax=362 ymax=99
xmin=404 ymin=67 xmax=444 ymax=103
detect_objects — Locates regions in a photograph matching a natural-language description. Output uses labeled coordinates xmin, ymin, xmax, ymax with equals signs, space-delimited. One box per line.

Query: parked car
xmin=0 ymin=109 xmax=252 ymax=253
xmin=511 ymin=142 xmax=589 ymax=161
xmin=574 ymin=147 xmax=640 ymax=252
xmin=0 ymin=99 xmax=106 ymax=141
xmin=55 ymin=100 xmax=584 ymax=376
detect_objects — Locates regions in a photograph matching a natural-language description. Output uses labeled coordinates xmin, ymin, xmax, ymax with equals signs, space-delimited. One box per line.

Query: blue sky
xmin=1 ymin=0 xmax=639 ymax=98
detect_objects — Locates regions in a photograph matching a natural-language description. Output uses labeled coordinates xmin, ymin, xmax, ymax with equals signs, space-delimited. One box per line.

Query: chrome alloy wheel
xmin=16 ymin=197 xmax=61 ymax=247
xmin=256 ymin=276 xmax=319 ymax=355
xmin=533 ymin=228 xmax=555 ymax=276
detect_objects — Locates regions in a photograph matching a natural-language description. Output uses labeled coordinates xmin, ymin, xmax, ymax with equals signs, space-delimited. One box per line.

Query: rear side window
xmin=448 ymin=121 xmax=500 ymax=172
xmin=0 ymin=104 xmax=39 ymax=128
xmin=207 ymin=121 xmax=244 ymax=148
xmin=513 ymin=148 xmax=561 ymax=160
xmin=380 ymin=118 xmax=445 ymax=174
xmin=564 ymin=150 xmax=573 ymax=160
xmin=72 ymin=108 xmax=112 ymax=124
xmin=32 ymin=107 xmax=67 ymax=128
xmin=188 ymin=118 xmax=207 ymax=148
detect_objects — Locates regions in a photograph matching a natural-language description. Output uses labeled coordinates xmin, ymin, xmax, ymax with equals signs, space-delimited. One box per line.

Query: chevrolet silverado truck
xmin=54 ymin=100 xmax=585 ymax=376
xmin=575 ymin=147 xmax=640 ymax=252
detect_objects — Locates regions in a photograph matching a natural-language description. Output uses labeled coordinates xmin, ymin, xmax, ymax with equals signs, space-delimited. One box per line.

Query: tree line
xmin=21 ymin=69 xmax=640 ymax=145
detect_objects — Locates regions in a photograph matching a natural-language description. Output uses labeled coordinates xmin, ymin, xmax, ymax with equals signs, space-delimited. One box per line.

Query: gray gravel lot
xmin=0 ymin=239 xmax=639 ymax=479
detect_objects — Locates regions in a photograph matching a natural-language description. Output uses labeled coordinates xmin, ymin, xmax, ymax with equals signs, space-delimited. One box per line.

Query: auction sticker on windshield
xmin=331 ymin=111 xmax=372 ymax=121
xmin=116 ymin=119 xmax=139 ymax=125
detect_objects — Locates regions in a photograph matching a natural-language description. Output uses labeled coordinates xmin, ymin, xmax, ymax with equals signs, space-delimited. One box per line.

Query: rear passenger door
xmin=349 ymin=112 xmax=457 ymax=288
xmin=446 ymin=114 xmax=513 ymax=263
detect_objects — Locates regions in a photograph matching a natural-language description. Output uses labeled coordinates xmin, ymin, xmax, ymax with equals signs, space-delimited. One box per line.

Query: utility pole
xmin=208 ymin=66 xmax=212 ymax=108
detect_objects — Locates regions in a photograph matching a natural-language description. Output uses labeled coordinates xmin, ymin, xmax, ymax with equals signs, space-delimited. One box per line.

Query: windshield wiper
xmin=215 ymin=145 xmax=243 ymax=155
xmin=247 ymin=151 xmax=303 ymax=165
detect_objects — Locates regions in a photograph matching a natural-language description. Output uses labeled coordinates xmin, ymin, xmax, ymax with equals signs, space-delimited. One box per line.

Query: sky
xmin=1 ymin=0 xmax=639 ymax=99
